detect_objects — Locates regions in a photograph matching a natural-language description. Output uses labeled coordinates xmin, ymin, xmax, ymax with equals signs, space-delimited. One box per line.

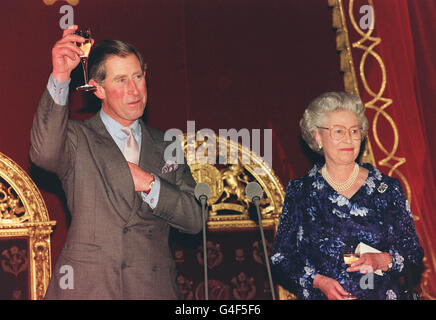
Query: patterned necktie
xmin=121 ymin=127 xmax=140 ymax=165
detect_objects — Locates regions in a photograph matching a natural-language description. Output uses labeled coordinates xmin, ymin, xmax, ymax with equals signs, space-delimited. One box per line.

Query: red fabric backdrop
xmin=343 ymin=0 xmax=436 ymax=299
xmin=0 ymin=0 xmax=343 ymax=279
xmin=0 ymin=0 xmax=434 ymax=299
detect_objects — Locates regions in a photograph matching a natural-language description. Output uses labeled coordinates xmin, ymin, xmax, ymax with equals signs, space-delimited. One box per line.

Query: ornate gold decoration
xmin=183 ymin=134 xmax=284 ymax=231
xmin=331 ymin=0 xmax=411 ymax=200
xmin=0 ymin=152 xmax=56 ymax=300
xmin=329 ymin=0 xmax=376 ymax=166
xmin=182 ymin=133 xmax=294 ymax=299
xmin=331 ymin=0 xmax=435 ymax=299
xmin=43 ymin=0 xmax=80 ymax=6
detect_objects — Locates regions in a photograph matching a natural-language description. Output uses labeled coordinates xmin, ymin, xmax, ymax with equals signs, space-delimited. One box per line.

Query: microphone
xmin=194 ymin=182 xmax=211 ymax=207
xmin=194 ymin=182 xmax=211 ymax=300
xmin=245 ymin=182 xmax=276 ymax=300
xmin=246 ymin=181 xmax=263 ymax=204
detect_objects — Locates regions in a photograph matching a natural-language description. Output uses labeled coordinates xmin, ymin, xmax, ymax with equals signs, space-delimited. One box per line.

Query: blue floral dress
xmin=271 ymin=162 xmax=424 ymax=300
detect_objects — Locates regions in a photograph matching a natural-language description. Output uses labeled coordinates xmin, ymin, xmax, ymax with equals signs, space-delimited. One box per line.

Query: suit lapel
xmin=138 ymin=121 xmax=165 ymax=174
xmin=85 ymin=113 xmax=137 ymax=221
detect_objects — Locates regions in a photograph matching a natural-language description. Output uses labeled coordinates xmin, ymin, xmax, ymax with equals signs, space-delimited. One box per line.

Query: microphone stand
xmin=252 ymin=195 xmax=276 ymax=300
xmin=199 ymin=195 xmax=209 ymax=300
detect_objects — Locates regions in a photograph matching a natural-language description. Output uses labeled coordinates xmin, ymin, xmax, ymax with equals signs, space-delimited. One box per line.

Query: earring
xmin=318 ymin=145 xmax=322 ymax=150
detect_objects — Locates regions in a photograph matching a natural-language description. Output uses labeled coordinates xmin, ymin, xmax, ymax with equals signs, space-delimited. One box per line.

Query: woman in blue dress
xmin=271 ymin=92 xmax=424 ymax=300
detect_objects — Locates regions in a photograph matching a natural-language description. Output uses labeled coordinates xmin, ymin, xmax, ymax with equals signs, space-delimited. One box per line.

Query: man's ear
xmin=89 ymin=79 xmax=105 ymax=100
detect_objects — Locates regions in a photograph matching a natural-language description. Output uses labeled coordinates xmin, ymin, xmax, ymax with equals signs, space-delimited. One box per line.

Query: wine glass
xmin=343 ymin=244 xmax=359 ymax=300
xmin=74 ymin=28 xmax=96 ymax=91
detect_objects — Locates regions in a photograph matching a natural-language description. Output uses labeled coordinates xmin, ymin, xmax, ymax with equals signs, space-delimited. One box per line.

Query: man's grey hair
xmin=300 ymin=91 xmax=369 ymax=154
xmin=88 ymin=39 xmax=146 ymax=84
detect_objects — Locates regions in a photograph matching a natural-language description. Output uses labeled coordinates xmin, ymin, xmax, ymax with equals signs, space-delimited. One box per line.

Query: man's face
xmin=94 ymin=53 xmax=147 ymax=127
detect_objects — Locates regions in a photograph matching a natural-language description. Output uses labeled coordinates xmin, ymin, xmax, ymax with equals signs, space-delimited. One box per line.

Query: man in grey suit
xmin=30 ymin=25 xmax=202 ymax=299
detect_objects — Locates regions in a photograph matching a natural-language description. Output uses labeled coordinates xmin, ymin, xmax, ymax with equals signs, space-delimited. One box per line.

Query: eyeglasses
xmin=317 ymin=125 xmax=363 ymax=141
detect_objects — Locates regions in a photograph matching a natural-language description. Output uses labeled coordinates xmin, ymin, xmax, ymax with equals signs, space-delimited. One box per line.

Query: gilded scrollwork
xmin=181 ymin=134 xmax=284 ymax=231
xmin=0 ymin=179 xmax=28 ymax=223
xmin=0 ymin=152 xmax=56 ymax=300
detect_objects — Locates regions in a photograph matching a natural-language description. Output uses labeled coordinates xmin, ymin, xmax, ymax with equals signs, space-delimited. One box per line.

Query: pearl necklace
xmin=321 ymin=163 xmax=359 ymax=192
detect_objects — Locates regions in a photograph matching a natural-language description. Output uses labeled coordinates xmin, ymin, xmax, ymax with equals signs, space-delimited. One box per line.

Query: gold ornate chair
xmin=170 ymin=133 xmax=295 ymax=300
xmin=0 ymin=152 xmax=55 ymax=300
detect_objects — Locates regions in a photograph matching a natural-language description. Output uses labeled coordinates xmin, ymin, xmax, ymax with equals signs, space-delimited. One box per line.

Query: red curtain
xmin=403 ymin=0 xmax=436 ymax=299
xmin=0 ymin=1 xmax=343 ymax=282
xmin=346 ymin=0 xmax=436 ymax=299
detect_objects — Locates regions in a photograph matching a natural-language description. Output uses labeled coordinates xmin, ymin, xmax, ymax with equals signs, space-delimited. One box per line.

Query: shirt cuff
xmin=140 ymin=175 xmax=160 ymax=209
xmin=47 ymin=73 xmax=71 ymax=106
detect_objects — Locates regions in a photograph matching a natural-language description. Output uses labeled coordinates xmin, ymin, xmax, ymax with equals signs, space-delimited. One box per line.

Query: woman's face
xmin=315 ymin=110 xmax=362 ymax=166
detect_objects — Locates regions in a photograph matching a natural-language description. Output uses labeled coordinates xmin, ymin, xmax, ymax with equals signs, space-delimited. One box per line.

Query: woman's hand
xmin=346 ymin=252 xmax=392 ymax=273
xmin=313 ymin=274 xmax=353 ymax=300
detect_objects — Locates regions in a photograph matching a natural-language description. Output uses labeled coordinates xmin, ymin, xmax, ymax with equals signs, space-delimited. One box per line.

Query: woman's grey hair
xmin=300 ymin=91 xmax=369 ymax=154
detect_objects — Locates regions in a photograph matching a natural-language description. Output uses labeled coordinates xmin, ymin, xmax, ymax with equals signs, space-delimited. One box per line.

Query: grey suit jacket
xmin=30 ymin=89 xmax=202 ymax=299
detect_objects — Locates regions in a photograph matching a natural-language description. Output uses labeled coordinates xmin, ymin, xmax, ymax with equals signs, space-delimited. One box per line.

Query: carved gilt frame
xmin=0 ymin=152 xmax=56 ymax=300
